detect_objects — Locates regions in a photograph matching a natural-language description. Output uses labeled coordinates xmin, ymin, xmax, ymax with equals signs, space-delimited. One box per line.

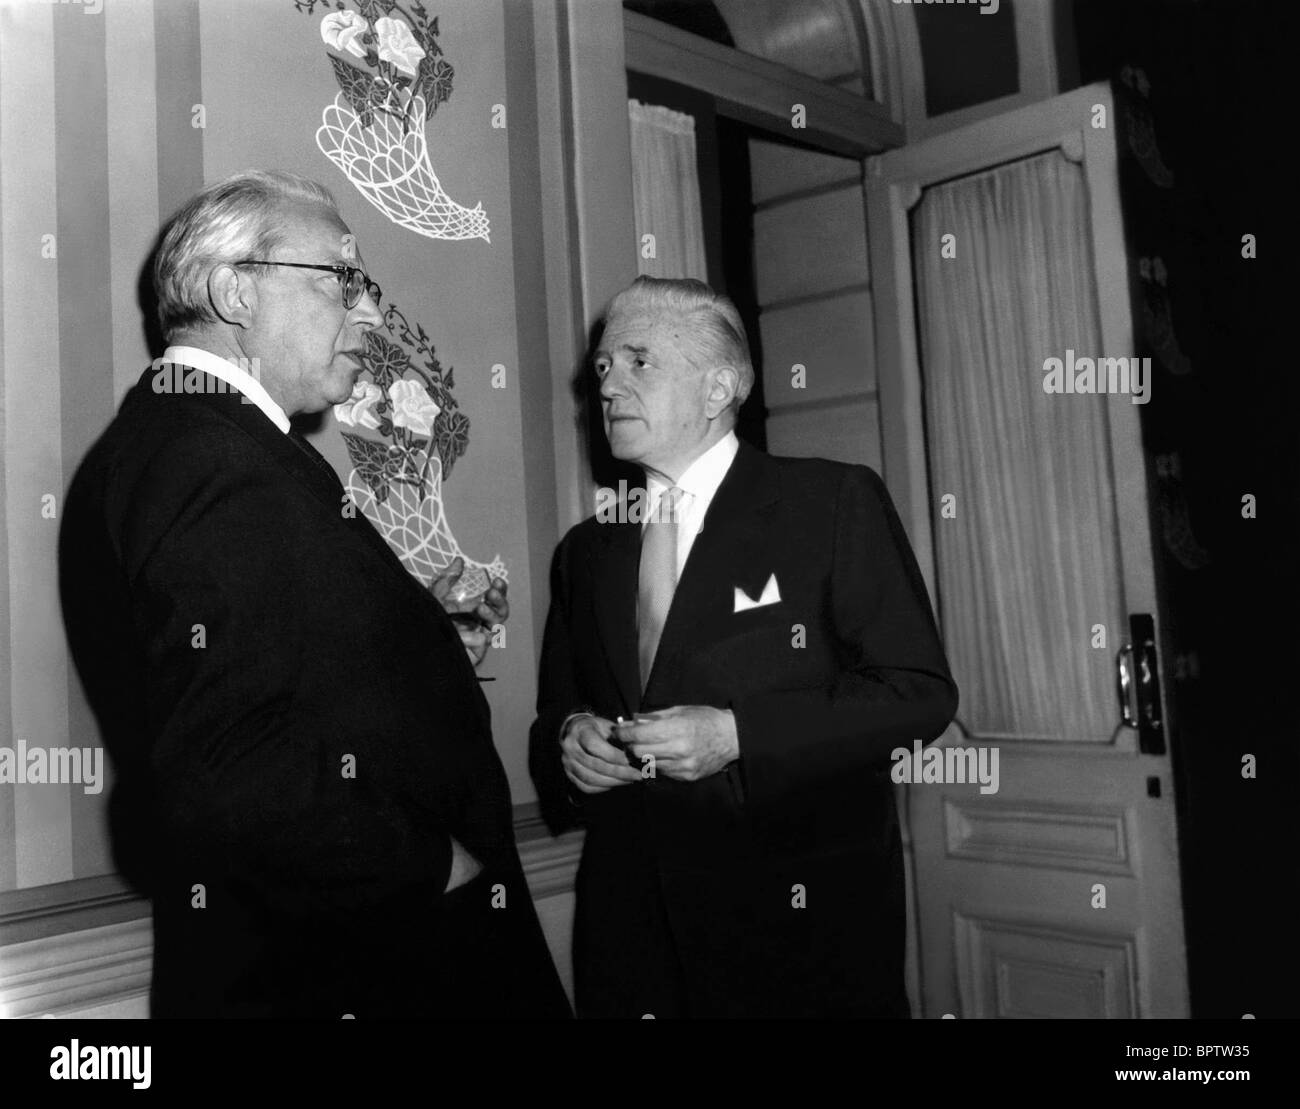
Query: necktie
xmin=638 ymin=485 xmax=684 ymax=690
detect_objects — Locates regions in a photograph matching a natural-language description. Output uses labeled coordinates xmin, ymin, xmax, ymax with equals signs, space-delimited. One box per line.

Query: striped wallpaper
xmin=0 ymin=0 xmax=558 ymax=899
xmin=0 ymin=0 xmax=204 ymax=891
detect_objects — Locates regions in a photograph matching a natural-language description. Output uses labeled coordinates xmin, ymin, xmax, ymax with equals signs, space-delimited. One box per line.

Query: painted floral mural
xmin=294 ymin=0 xmax=490 ymax=241
xmin=333 ymin=304 xmax=505 ymax=596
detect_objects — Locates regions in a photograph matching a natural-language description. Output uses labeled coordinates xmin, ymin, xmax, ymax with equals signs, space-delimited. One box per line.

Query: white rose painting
xmin=331 ymin=303 xmax=505 ymax=596
xmin=320 ymin=9 xmax=367 ymax=58
xmin=335 ymin=380 xmax=384 ymax=430
xmin=387 ymin=378 xmax=441 ymax=437
xmin=293 ymin=0 xmax=489 ymax=242
xmin=375 ymin=16 xmax=426 ymax=76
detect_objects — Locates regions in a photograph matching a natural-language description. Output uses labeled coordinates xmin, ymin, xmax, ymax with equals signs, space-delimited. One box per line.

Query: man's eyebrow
xmin=593 ymin=343 xmax=650 ymax=360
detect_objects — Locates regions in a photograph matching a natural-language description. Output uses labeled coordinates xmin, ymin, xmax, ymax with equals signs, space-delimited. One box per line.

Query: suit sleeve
xmin=730 ymin=465 xmax=958 ymax=809
xmin=122 ymin=433 xmax=453 ymax=916
xmin=528 ymin=533 xmax=587 ymax=834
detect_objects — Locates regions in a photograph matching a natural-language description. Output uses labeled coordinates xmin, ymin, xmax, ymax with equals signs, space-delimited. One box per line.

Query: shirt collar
xmin=647 ymin=430 xmax=740 ymax=504
xmin=160 ymin=345 xmax=292 ymax=434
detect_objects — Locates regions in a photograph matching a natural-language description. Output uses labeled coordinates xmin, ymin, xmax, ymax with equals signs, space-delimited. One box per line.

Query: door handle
xmin=1116 ymin=616 xmax=1166 ymax=753
xmin=1130 ymin=613 xmax=1166 ymax=754
xmin=1116 ymin=642 xmax=1138 ymax=728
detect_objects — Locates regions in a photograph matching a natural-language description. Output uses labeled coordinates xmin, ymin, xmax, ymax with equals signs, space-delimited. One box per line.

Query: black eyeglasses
xmin=233 ymin=260 xmax=381 ymax=310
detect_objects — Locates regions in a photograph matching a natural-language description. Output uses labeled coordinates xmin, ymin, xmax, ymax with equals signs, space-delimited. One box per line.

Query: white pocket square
xmin=733 ymin=573 xmax=781 ymax=613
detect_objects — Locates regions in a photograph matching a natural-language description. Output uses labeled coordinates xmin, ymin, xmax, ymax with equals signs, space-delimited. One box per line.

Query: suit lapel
xmin=159 ymin=369 xmax=433 ymax=605
xmin=169 ymin=374 xmax=341 ymax=508
xmin=643 ymin=442 xmax=781 ymax=700
xmin=592 ymin=514 xmax=643 ymax=716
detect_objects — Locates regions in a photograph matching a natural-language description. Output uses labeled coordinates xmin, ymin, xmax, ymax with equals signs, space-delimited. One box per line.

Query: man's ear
xmin=208 ymin=263 xmax=255 ymax=329
xmin=704 ymin=364 xmax=740 ymax=419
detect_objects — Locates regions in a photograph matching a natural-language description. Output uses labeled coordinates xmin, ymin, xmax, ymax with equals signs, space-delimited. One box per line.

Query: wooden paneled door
xmin=866 ymin=84 xmax=1189 ymax=1018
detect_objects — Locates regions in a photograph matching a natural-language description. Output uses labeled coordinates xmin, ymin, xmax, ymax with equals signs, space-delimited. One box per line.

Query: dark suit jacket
xmin=530 ymin=441 xmax=957 ymax=1017
xmin=61 ymin=364 xmax=568 ymax=1018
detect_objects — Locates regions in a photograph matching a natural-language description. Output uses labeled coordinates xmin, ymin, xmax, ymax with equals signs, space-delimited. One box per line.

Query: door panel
xmin=867 ymin=84 xmax=1188 ymax=1018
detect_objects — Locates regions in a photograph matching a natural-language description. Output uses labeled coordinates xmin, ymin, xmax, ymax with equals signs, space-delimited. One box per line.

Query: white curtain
xmin=628 ymin=100 xmax=708 ymax=280
xmin=913 ymin=151 xmax=1124 ymax=742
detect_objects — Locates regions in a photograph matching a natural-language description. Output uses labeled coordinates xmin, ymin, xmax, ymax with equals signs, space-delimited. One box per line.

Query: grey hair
xmin=153 ymin=170 xmax=339 ymax=340
xmin=604 ymin=276 xmax=755 ymax=411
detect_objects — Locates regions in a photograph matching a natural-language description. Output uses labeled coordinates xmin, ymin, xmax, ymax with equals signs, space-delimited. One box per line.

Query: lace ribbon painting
xmin=295 ymin=0 xmax=490 ymax=242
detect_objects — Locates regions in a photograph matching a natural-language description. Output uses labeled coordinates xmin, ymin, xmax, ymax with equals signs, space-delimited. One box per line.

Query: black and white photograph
xmin=0 ymin=0 xmax=1291 ymax=1089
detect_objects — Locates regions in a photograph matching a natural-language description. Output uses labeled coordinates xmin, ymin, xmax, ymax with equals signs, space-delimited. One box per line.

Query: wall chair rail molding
xmin=0 ymin=876 xmax=153 ymax=1019
xmin=0 ymin=815 xmax=581 ymax=1018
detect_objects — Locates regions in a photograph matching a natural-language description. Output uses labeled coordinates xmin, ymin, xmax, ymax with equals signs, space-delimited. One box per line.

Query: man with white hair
xmin=61 ymin=171 xmax=569 ymax=1018
xmin=531 ymin=276 xmax=957 ymax=1017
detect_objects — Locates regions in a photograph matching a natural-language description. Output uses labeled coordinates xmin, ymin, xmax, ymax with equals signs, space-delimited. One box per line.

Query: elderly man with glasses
xmin=59 ymin=170 xmax=570 ymax=1018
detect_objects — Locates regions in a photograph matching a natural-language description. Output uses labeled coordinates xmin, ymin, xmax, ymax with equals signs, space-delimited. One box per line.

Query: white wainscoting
xmin=0 ymin=916 xmax=153 ymax=1019
xmin=0 ymin=825 xmax=583 ymax=1019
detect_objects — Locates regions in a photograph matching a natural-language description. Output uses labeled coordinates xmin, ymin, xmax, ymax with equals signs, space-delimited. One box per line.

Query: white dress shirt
xmin=643 ymin=430 xmax=740 ymax=578
xmin=161 ymin=344 xmax=291 ymax=434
